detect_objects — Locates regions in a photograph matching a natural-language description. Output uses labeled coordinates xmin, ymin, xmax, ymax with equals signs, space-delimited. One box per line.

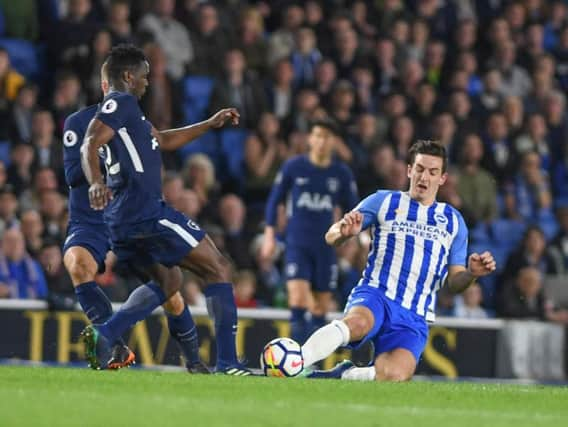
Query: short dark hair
xmin=309 ymin=118 xmax=341 ymax=137
xmin=104 ymin=44 xmax=147 ymax=85
xmin=408 ymin=140 xmax=448 ymax=173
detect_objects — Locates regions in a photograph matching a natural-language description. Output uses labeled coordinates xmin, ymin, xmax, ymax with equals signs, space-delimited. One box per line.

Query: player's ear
xmin=439 ymin=172 xmax=448 ymax=186
xmin=407 ymin=164 xmax=412 ymax=179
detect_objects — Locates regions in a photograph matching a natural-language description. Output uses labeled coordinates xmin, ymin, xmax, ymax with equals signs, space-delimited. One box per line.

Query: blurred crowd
xmin=0 ymin=0 xmax=567 ymax=324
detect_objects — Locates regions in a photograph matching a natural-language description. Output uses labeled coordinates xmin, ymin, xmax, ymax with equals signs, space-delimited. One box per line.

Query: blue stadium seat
xmin=0 ymin=38 xmax=40 ymax=79
xmin=0 ymin=141 xmax=11 ymax=166
xmin=183 ymin=76 xmax=214 ymax=124
xmin=178 ymin=132 xmax=220 ymax=165
xmin=489 ymin=218 xmax=526 ymax=250
xmin=219 ymin=129 xmax=248 ymax=184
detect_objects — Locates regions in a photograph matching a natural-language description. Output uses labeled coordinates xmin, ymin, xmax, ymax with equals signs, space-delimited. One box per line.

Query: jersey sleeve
xmin=265 ymin=160 xmax=293 ymax=226
xmin=448 ymin=210 xmax=468 ymax=266
xmin=340 ymin=165 xmax=359 ymax=211
xmin=95 ymin=93 xmax=138 ymax=132
xmin=62 ymin=113 xmax=87 ymax=187
xmin=352 ymin=190 xmax=389 ymax=230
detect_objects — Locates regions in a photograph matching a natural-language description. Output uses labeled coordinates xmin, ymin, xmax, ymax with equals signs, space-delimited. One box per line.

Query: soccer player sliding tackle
xmin=300 ymin=140 xmax=496 ymax=381
xmin=79 ymin=44 xmax=250 ymax=375
xmin=63 ymin=62 xmax=224 ymax=372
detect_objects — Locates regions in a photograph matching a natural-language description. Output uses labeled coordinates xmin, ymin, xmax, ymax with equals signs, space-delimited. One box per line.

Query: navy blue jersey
xmin=265 ymin=155 xmax=359 ymax=247
xmin=63 ymin=104 xmax=104 ymax=225
xmin=95 ymin=92 xmax=163 ymax=227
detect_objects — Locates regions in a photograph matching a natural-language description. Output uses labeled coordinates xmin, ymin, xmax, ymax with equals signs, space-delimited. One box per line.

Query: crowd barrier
xmin=0 ymin=300 xmax=565 ymax=380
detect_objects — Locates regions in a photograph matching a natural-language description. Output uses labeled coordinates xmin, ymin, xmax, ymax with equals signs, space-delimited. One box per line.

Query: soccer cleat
xmin=303 ymin=360 xmax=355 ymax=379
xmin=186 ymin=360 xmax=212 ymax=374
xmin=107 ymin=345 xmax=136 ymax=370
xmin=80 ymin=324 xmax=112 ymax=370
xmin=216 ymin=364 xmax=254 ymax=376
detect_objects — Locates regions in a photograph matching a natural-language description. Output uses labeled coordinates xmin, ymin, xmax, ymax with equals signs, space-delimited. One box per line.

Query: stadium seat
xmin=219 ymin=128 xmax=248 ymax=185
xmin=0 ymin=38 xmax=40 ymax=79
xmin=489 ymin=218 xmax=526 ymax=250
xmin=178 ymin=131 xmax=220 ymax=165
xmin=183 ymin=76 xmax=214 ymax=124
xmin=0 ymin=141 xmax=11 ymax=166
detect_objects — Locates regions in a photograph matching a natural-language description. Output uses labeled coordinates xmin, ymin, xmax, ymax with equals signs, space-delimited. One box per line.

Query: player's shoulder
xmin=64 ymin=104 xmax=98 ymax=129
xmin=330 ymin=158 xmax=354 ymax=176
xmin=99 ymin=91 xmax=138 ymax=114
xmin=282 ymin=155 xmax=306 ymax=171
xmin=437 ymin=201 xmax=468 ymax=228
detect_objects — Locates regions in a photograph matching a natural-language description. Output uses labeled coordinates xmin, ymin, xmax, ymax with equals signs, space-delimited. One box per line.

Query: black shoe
xmin=187 ymin=361 xmax=212 ymax=374
xmin=107 ymin=344 xmax=136 ymax=370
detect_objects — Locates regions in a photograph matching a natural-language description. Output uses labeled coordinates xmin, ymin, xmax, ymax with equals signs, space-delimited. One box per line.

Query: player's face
xmin=131 ymin=61 xmax=150 ymax=99
xmin=407 ymin=153 xmax=447 ymax=205
xmin=308 ymin=126 xmax=335 ymax=162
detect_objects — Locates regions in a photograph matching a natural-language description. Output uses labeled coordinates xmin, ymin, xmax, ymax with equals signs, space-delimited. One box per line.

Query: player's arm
xmin=326 ymin=191 xmax=383 ymax=247
xmin=445 ymin=211 xmax=496 ymax=293
xmin=154 ymin=108 xmax=240 ymax=151
xmin=81 ymin=119 xmax=115 ymax=210
xmin=63 ymin=118 xmax=86 ymax=187
xmin=260 ymin=162 xmax=293 ymax=260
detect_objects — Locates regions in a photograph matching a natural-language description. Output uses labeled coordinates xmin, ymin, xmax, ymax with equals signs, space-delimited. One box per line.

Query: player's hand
xmin=260 ymin=238 xmax=275 ymax=262
xmin=339 ymin=211 xmax=363 ymax=237
xmin=208 ymin=108 xmax=240 ymax=128
xmin=468 ymin=251 xmax=496 ymax=277
xmin=88 ymin=182 xmax=112 ymax=210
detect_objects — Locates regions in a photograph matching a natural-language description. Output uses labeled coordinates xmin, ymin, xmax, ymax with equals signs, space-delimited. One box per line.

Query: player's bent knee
xmin=343 ymin=314 xmax=373 ymax=341
xmin=64 ymin=249 xmax=98 ymax=285
xmin=381 ymin=365 xmax=414 ymax=382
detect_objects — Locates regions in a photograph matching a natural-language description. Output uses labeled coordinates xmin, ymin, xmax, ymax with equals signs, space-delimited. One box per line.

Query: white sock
xmin=302 ymin=320 xmax=350 ymax=367
xmin=341 ymin=366 xmax=375 ymax=381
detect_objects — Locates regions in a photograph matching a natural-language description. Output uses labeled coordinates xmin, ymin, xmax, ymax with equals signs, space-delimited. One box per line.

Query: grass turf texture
xmin=1 ymin=366 xmax=567 ymax=427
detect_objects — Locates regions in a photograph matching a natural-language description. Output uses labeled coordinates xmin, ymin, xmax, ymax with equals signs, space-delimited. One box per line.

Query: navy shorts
xmin=63 ymin=222 xmax=110 ymax=273
xmin=344 ymin=285 xmax=429 ymax=363
xmin=285 ymin=244 xmax=338 ymax=292
xmin=108 ymin=204 xmax=206 ymax=268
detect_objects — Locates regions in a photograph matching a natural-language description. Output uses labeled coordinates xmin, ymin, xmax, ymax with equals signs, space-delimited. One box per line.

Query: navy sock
xmin=98 ymin=283 xmax=166 ymax=344
xmin=308 ymin=314 xmax=327 ymax=336
xmin=75 ymin=281 xmax=113 ymax=324
xmin=204 ymin=283 xmax=238 ymax=369
xmin=167 ymin=306 xmax=200 ymax=366
xmin=290 ymin=307 xmax=308 ymax=344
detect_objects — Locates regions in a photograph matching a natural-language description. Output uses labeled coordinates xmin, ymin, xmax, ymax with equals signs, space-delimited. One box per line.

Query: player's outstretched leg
xmin=65 ymin=246 xmax=136 ymax=369
xmin=163 ymin=292 xmax=210 ymax=374
xmin=179 ymin=235 xmax=252 ymax=376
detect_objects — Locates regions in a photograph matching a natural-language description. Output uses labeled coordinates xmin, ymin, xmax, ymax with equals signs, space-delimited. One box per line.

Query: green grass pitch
xmin=1 ymin=366 xmax=567 ymax=427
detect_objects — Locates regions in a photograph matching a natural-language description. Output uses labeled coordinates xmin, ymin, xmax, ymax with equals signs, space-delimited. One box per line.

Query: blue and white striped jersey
xmin=354 ymin=190 xmax=468 ymax=322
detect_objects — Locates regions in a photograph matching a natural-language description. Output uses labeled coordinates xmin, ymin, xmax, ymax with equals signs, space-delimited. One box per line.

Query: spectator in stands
xmin=107 ymin=0 xmax=134 ymax=45
xmin=424 ymin=39 xmax=446 ymax=88
xmin=371 ymin=37 xmax=399 ymax=98
xmin=138 ymin=0 xmax=193 ymax=81
xmin=236 ymin=7 xmax=268 ymax=76
xmin=218 ymin=194 xmax=255 ymax=269
xmin=502 ymin=96 xmax=525 ymax=140
xmin=456 ymin=134 xmax=498 ymax=227
xmin=473 ymin=68 xmax=504 ymax=119
xmin=449 ymin=90 xmax=479 ymax=142
xmin=431 ymin=111 xmax=459 ymax=162
xmin=0 ymin=227 xmax=47 ymax=299
xmin=49 ymin=0 xmax=100 ymax=76
xmin=85 ymin=29 xmax=112 ymax=104
xmin=389 ymin=115 xmax=414 ymax=161
xmin=19 ymin=167 xmax=59 ymax=212
xmin=20 ymin=209 xmax=44 ymax=257
xmin=481 ymin=111 xmax=514 ymax=187
xmin=6 ymin=144 xmax=34 ymax=197
xmin=453 ymin=283 xmax=489 ymax=319
xmin=182 ymin=154 xmax=218 ymax=217
xmin=553 ymin=26 xmax=568 ymax=91
xmin=498 ymin=266 xmax=546 ymax=320
xmin=0 ymin=48 xmax=25 ymax=102
xmin=0 ymin=161 xmax=6 ymax=190
xmin=233 ymin=270 xmax=258 ymax=308
xmin=489 ymin=41 xmax=532 ymax=98
xmin=51 ymin=72 xmax=84 ymax=135
xmin=514 ymin=113 xmax=550 ymax=170
xmin=189 ymin=3 xmax=230 ymax=77
xmin=348 ymin=113 xmax=381 ymax=172
xmin=30 ymin=110 xmax=63 ymax=174
xmin=0 ymin=0 xmax=39 ymax=41
xmin=267 ymin=4 xmax=304 ymax=65
xmin=504 ymin=151 xmax=553 ymax=223
xmin=38 ymin=239 xmax=73 ymax=297
xmin=8 ymin=83 xmax=38 ymax=144
xmin=39 ymin=190 xmax=66 ymax=244
xmin=266 ymin=58 xmax=295 ymax=121
xmin=244 ymin=112 xmax=287 ymax=204
xmin=209 ymin=49 xmax=267 ymax=130
xmin=406 ymin=18 xmax=429 ymax=62
xmin=0 ymin=187 xmax=19 ymax=234
xmin=547 ymin=205 xmax=568 ymax=275
xmin=358 ymin=143 xmax=394 ymax=197
xmin=175 ymin=189 xmax=203 ymax=223
xmin=291 ymin=27 xmax=322 ymax=88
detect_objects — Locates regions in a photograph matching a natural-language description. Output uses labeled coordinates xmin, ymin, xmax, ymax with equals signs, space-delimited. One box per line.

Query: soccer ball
xmin=260 ymin=337 xmax=304 ymax=377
